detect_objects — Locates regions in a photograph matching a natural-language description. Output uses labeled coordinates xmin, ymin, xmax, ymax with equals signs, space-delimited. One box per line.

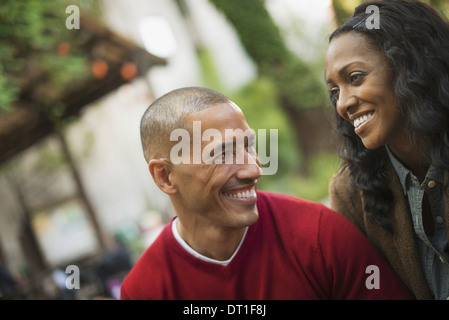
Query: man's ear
xmin=148 ymin=160 xmax=177 ymax=195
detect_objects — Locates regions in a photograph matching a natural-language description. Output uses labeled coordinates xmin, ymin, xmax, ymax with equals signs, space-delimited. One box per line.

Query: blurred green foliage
xmin=333 ymin=0 xmax=449 ymax=25
xmin=209 ymin=0 xmax=327 ymax=110
xmin=332 ymin=0 xmax=364 ymax=25
xmin=0 ymin=0 xmax=95 ymax=113
xmin=283 ymin=152 xmax=340 ymax=201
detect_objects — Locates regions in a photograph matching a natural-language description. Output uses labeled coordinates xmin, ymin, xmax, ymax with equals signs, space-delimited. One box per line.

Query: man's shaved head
xmin=140 ymin=87 xmax=233 ymax=162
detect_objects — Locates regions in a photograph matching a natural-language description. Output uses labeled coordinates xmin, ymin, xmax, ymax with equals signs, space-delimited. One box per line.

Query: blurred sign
xmin=32 ymin=198 xmax=100 ymax=266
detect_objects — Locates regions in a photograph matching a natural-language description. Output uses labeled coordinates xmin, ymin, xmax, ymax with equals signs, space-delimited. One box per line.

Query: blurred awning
xmin=0 ymin=15 xmax=166 ymax=166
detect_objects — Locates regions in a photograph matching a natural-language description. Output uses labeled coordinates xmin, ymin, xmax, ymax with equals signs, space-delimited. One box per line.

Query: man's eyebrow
xmin=209 ymin=141 xmax=233 ymax=155
xmin=326 ymin=61 xmax=365 ymax=84
xmin=217 ymin=133 xmax=256 ymax=151
xmin=222 ymin=141 xmax=234 ymax=150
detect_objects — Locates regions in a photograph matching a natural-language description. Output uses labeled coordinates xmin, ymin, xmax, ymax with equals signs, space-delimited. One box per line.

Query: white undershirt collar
xmin=171 ymin=217 xmax=248 ymax=266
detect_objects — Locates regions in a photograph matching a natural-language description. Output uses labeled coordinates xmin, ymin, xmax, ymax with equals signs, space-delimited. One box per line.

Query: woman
xmin=325 ymin=0 xmax=449 ymax=299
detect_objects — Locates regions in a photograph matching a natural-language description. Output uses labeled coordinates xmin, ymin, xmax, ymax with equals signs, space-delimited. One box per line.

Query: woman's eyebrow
xmin=338 ymin=61 xmax=365 ymax=76
xmin=326 ymin=61 xmax=366 ymax=84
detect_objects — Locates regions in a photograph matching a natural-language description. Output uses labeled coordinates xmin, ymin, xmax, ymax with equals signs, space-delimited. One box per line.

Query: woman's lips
xmin=354 ymin=112 xmax=374 ymax=129
xmin=353 ymin=111 xmax=375 ymax=135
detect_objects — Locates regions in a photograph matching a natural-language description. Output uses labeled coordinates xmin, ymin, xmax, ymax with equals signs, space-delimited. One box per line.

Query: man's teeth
xmin=354 ymin=113 xmax=373 ymax=128
xmin=223 ymin=188 xmax=256 ymax=199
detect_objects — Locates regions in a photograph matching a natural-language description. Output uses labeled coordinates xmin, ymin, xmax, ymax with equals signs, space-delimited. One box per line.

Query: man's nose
xmin=236 ymin=157 xmax=262 ymax=181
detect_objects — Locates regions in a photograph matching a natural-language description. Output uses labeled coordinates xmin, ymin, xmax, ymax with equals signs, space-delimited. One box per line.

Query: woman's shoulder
xmin=328 ymin=165 xmax=366 ymax=232
xmin=329 ymin=165 xmax=352 ymax=192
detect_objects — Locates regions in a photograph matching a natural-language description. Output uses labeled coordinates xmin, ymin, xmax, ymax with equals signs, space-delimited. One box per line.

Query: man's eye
xmin=214 ymin=149 xmax=226 ymax=159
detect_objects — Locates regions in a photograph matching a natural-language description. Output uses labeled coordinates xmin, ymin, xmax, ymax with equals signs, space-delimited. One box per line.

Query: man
xmin=120 ymin=87 xmax=414 ymax=300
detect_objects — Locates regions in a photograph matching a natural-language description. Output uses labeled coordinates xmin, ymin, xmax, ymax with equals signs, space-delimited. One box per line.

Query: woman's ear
xmin=148 ymin=160 xmax=177 ymax=195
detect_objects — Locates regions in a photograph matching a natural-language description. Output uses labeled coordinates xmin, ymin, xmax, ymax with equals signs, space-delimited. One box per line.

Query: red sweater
xmin=120 ymin=191 xmax=414 ymax=300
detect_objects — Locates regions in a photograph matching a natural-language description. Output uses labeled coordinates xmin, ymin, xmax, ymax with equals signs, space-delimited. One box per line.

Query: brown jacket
xmin=329 ymin=161 xmax=449 ymax=300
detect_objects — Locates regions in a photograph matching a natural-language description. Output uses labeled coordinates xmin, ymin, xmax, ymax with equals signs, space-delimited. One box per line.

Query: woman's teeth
xmin=223 ymin=188 xmax=256 ymax=199
xmin=354 ymin=113 xmax=373 ymax=129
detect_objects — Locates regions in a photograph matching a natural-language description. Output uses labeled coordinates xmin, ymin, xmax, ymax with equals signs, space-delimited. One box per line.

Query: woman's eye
xmin=350 ymin=72 xmax=365 ymax=83
xmin=329 ymin=87 xmax=340 ymax=99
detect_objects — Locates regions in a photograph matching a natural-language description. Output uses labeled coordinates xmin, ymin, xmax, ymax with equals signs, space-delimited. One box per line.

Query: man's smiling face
xmin=170 ymin=102 xmax=262 ymax=230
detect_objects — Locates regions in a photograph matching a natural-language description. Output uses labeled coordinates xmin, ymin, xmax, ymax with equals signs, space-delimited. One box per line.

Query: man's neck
xmin=175 ymin=218 xmax=247 ymax=261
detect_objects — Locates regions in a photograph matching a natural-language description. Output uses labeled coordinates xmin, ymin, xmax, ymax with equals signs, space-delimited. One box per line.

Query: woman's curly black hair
xmin=328 ymin=0 xmax=449 ymax=230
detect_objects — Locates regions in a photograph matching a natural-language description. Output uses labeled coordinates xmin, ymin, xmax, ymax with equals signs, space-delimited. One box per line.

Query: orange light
xmin=91 ymin=59 xmax=108 ymax=79
xmin=57 ymin=42 xmax=71 ymax=56
xmin=120 ymin=62 xmax=138 ymax=81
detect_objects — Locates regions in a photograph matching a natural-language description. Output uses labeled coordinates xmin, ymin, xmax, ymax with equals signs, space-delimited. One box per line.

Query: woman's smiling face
xmin=325 ymin=32 xmax=408 ymax=150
